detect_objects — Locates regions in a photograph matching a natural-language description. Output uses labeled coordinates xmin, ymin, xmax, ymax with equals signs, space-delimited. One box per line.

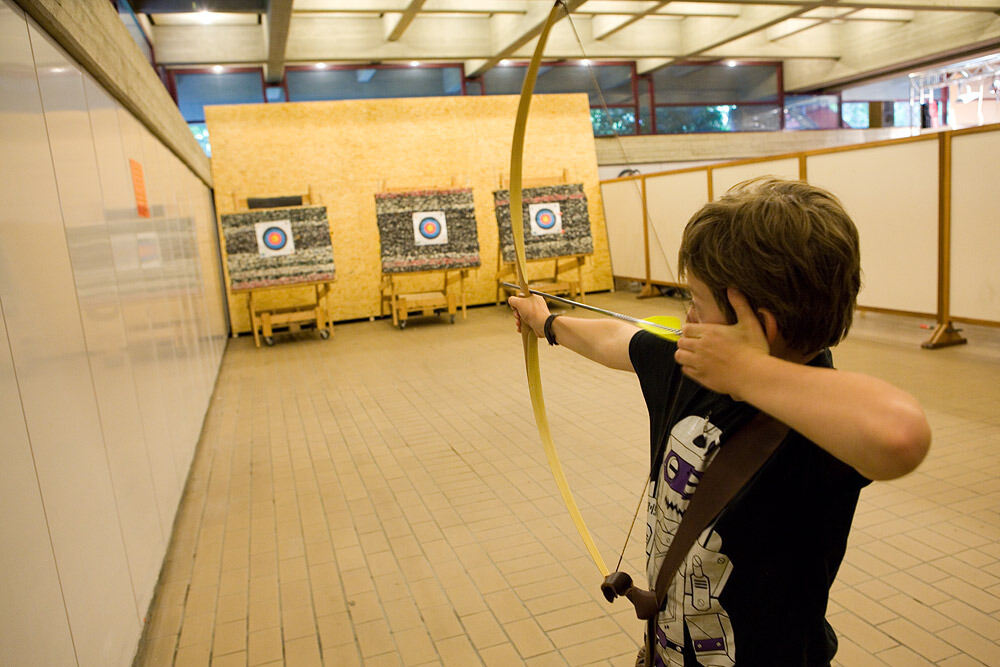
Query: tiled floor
xmin=135 ymin=291 xmax=1000 ymax=666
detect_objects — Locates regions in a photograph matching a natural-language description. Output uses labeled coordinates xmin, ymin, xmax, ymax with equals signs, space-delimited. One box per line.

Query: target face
xmin=254 ymin=219 xmax=296 ymax=257
xmin=528 ymin=202 xmax=562 ymax=236
xmin=412 ymin=211 xmax=448 ymax=246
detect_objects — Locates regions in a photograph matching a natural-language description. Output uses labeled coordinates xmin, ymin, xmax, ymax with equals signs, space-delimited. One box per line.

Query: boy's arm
xmin=508 ymin=294 xmax=637 ymax=372
xmin=676 ymin=289 xmax=931 ymax=481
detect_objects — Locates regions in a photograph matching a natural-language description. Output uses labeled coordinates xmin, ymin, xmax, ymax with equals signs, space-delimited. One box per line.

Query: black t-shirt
xmin=629 ymin=330 xmax=870 ymax=667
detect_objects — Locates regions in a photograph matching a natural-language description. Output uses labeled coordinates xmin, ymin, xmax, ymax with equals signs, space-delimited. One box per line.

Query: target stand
xmin=240 ymin=280 xmax=333 ymax=347
xmin=496 ymin=254 xmax=586 ymax=306
xmin=381 ymin=269 xmax=468 ymax=330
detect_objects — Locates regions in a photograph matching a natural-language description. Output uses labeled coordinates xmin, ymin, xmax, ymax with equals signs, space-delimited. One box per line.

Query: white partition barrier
xmin=600 ymin=178 xmax=647 ymax=281
xmin=806 ymin=140 xmax=939 ymax=315
xmin=712 ymin=157 xmax=802 ymax=200
xmin=644 ymin=170 xmax=710 ymax=284
xmin=950 ymin=128 xmax=1000 ymax=323
xmin=602 ymin=126 xmax=1000 ymax=339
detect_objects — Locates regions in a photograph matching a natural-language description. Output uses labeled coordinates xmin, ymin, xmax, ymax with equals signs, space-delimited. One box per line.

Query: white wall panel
xmin=194 ymin=172 xmax=228 ymax=347
xmin=139 ymin=127 xmax=197 ymax=488
xmin=644 ymin=170 xmax=710 ymax=284
xmin=0 ymin=5 xmax=78 ymax=664
xmin=82 ymin=74 xmax=169 ymax=616
xmin=601 ymin=179 xmax=647 ymax=280
xmin=950 ymin=130 xmax=1000 ymax=323
xmin=0 ymin=302 xmax=78 ymax=666
xmin=711 ymin=158 xmax=801 ymax=200
xmin=116 ymin=107 xmax=185 ymax=532
xmin=36 ymin=25 xmax=165 ymax=626
xmin=806 ymin=141 xmax=938 ymax=314
xmin=14 ymin=19 xmax=138 ymax=667
xmin=166 ymin=150 xmax=209 ymax=452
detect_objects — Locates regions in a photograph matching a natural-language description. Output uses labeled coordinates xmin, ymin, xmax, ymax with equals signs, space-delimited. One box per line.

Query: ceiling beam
xmin=592 ymin=1 xmax=670 ymax=39
xmin=383 ymin=0 xmax=426 ymax=41
xmin=464 ymin=0 xmax=590 ymax=76
xmin=154 ymin=13 xmax=841 ymax=66
xmin=649 ymin=0 xmax=1000 ymax=7
xmin=784 ymin=12 xmax=1000 ymax=90
xmin=153 ymin=24 xmax=266 ymax=64
xmin=293 ymin=0 xmax=523 ymax=12
xmin=265 ymin=0 xmax=293 ymax=83
xmin=703 ymin=27 xmax=842 ymax=59
xmin=674 ymin=3 xmax=821 ymax=63
xmin=636 ymin=57 xmax=670 ymax=73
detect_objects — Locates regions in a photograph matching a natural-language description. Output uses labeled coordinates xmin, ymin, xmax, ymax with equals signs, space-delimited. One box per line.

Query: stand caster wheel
xmin=399 ymin=321 xmax=406 ymax=330
xmin=264 ymin=336 xmax=274 ymax=346
xmin=319 ymin=329 xmax=330 ymax=340
xmin=449 ymin=314 xmax=455 ymax=324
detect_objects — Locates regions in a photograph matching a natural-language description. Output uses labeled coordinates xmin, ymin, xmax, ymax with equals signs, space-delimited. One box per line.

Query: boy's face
xmin=685 ymin=274 xmax=727 ymax=325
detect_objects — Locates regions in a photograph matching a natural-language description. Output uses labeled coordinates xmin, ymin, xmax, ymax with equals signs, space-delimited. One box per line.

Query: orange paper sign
xmin=129 ymin=158 xmax=150 ymax=218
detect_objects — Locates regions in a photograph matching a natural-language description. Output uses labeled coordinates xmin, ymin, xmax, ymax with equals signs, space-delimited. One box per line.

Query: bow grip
xmin=601 ymin=571 xmax=660 ymax=620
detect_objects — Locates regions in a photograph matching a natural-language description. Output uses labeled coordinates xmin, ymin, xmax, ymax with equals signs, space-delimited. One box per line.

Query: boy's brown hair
xmin=678 ymin=177 xmax=861 ymax=353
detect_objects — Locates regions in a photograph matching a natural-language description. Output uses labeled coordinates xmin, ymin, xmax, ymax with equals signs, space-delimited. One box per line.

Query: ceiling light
xmin=500 ymin=60 xmax=511 ymax=66
xmin=410 ymin=61 xmax=420 ymax=67
xmin=212 ymin=65 xmax=225 ymax=74
xmin=726 ymin=60 xmax=738 ymax=68
xmin=580 ymin=59 xmax=591 ymax=66
xmin=314 ymin=63 xmax=328 ymax=69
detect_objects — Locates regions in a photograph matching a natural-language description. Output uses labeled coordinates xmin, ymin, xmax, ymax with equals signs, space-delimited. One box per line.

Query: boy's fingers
xmin=681 ymin=323 xmax=702 ymax=339
xmin=726 ymin=288 xmax=755 ymax=323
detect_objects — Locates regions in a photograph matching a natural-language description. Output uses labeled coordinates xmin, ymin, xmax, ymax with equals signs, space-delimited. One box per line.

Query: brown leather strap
xmin=652 ymin=412 xmax=789 ymax=615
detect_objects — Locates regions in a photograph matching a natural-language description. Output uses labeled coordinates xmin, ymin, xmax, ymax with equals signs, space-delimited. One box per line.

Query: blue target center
xmin=419 ymin=217 xmax=442 ymax=239
xmin=535 ymin=208 xmax=557 ymax=229
xmin=262 ymin=226 xmax=287 ymax=250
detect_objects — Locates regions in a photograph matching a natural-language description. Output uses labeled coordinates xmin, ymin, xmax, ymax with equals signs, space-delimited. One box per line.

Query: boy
xmin=509 ymin=178 xmax=930 ymax=666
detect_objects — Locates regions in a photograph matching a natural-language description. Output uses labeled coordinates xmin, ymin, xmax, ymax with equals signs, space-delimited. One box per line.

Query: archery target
xmin=529 ymin=202 xmax=562 ymax=236
xmin=254 ymin=219 xmax=296 ymax=257
xmin=412 ymin=211 xmax=448 ymax=246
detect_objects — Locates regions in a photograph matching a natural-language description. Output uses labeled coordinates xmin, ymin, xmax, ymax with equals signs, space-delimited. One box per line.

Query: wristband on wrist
xmin=543 ymin=313 xmax=560 ymax=346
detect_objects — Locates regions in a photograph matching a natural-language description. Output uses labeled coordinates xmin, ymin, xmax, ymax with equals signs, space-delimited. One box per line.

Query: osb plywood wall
xmin=206 ymin=94 xmax=613 ymax=334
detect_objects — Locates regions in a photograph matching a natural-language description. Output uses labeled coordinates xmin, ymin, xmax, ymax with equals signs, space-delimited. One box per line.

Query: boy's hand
xmin=508 ymin=293 xmax=551 ymax=338
xmin=675 ymin=288 xmax=770 ymax=400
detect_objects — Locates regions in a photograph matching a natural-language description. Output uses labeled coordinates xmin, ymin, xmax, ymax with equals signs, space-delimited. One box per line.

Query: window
xmin=655 ymin=104 xmax=781 ymax=133
xmin=265 ymin=85 xmax=286 ymax=103
xmin=650 ymin=63 xmax=781 ymax=133
xmin=481 ymin=62 xmax=639 ymax=135
xmin=784 ymin=95 xmax=840 ymax=130
xmin=173 ymin=69 xmax=266 ymax=122
xmin=286 ymin=65 xmax=465 ymax=102
xmin=189 ymin=123 xmax=211 ymax=157
xmin=842 ymin=102 xmax=870 ymax=129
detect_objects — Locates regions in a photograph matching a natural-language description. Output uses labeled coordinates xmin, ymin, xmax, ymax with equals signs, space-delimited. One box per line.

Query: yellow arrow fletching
xmin=639 ymin=315 xmax=682 ymax=340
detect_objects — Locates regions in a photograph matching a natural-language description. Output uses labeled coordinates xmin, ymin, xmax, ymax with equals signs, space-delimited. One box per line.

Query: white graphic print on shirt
xmin=646 ymin=415 xmax=736 ymax=667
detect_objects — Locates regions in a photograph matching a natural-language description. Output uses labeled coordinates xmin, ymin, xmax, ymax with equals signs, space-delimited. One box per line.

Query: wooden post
xmin=922 ymin=130 xmax=967 ymax=349
xmin=637 ymin=176 xmax=658 ymax=299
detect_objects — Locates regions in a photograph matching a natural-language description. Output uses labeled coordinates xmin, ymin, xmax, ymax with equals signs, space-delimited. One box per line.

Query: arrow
xmin=501 ymin=282 xmax=683 ymax=337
